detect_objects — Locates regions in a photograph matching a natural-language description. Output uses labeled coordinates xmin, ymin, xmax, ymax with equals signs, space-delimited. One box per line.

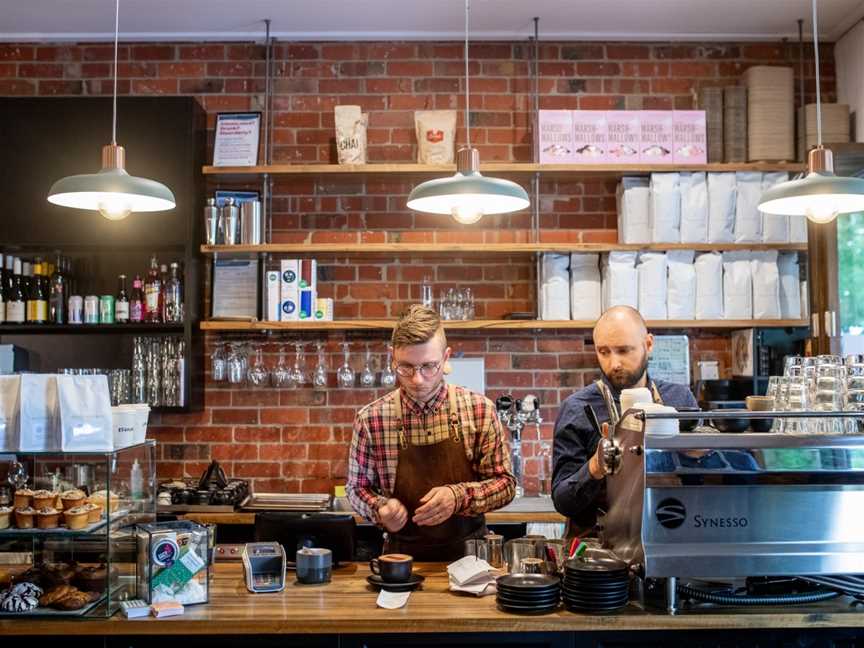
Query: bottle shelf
xmin=0 ymin=323 xmax=185 ymax=334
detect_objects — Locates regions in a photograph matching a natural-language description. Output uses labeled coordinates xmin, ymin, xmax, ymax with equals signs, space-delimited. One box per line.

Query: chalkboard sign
xmin=648 ymin=335 xmax=690 ymax=386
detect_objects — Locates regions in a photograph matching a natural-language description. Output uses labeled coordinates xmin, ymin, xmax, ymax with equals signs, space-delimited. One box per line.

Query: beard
xmin=604 ymin=351 xmax=649 ymax=391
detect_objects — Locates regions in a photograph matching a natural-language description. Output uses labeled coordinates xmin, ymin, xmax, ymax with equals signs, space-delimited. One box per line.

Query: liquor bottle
xmin=144 ymin=255 xmax=161 ymax=322
xmin=26 ymin=261 xmax=39 ymax=323
xmin=130 ymin=275 xmax=144 ymax=323
xmin=21 ymin=261 xmax=31 ymax=302
xmin=31 ymin=261 xmax=47 ymax=324
xmin=116 ymin=274 xmax=130 ymax=323
xmin=49 ymin=254 xmax=66 ymax=324
xmin=6 ymin=258 xmax=25 ymax=324
xmin=0 ymin=253 xmax=5 ymax=325
xmin=3 ymin=256 xmax=13 ymax=302
xmin=157 ymin=263 xmax=168 ymax=323
xmin=163 ymin=262 xmax=183 ymax=323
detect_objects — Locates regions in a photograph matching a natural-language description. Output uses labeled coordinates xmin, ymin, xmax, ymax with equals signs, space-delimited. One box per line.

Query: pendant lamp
xmin=758 ymin=0 xmax=864 ymax=224
xmin=406 ymin=0 xmax=529 ymax=224
xmin=47 ymin=0 xmax=175 ymax=221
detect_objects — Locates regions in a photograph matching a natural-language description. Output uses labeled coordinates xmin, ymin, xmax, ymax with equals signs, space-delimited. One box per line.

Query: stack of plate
xmin=744 ymin=66 xmax=794 ymax=161
xmin=496 ymin=574 xmax=560 ymax=614
xmin=562 ymin=558 xmax=630 ymax=613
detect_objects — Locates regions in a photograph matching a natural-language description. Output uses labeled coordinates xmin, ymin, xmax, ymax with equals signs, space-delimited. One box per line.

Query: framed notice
xmin=648 ymin=335 xmax=691 ymax=386
xmin=213 ymin=112 xmax=261 ymax=167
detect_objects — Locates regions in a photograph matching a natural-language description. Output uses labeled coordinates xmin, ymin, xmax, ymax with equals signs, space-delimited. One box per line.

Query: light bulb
xmin=98 ymin=196 xmax=132 ymax=221
xmin=451 ymin=205 xmax=483 ymax=225
xmin=805 ymin=201 xmax=839 ymax=224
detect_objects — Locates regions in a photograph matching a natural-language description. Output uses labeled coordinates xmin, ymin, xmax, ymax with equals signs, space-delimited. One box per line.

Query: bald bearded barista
xmin=551 ymin=306 xmax=697 ymax=535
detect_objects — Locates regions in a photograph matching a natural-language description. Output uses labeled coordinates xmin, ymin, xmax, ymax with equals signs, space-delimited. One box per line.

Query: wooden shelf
xmin=201 ymin=242 xmax=809 ymax=255
xmin=200 ymin=319 xmax=809 ymax=332
xmin=203 ymin=162 xmax=806 ymax=177
xmin=0 ymin=323 xmax=185 ymax=334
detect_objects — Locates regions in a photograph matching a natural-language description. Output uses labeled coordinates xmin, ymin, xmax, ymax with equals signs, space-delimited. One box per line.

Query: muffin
xmin=60 ymin=489 xmax=86 ymax=511
xmin=87 ymin=490 xmax=119 ymax=515
xmin=63 ymin=506 xmax=90 ymax=530
xmin=0 ymin=506 xmax=11 ymax=530
xmin=36 ymin=506 xmax=61 ymax=529
xmin=14 ymin=506 xmax=35 ymax=529
xmin=32 ymin=490 xmax=58 ymax=510
xmin=83 ymin=502 xmax=102 ymax=523
xmin=13 ymin=488 xmax=33 ymax=509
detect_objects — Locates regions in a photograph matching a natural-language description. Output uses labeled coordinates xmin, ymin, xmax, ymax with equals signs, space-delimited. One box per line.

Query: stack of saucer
xmin=496 ymin=574 xmax=560 ymax=614
xmin=562 ymin=557 xmax=629 ymax=613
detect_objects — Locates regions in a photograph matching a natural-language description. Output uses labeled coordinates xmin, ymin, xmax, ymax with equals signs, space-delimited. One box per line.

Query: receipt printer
xmin=241 ymin=542 xmax=286 ymax=593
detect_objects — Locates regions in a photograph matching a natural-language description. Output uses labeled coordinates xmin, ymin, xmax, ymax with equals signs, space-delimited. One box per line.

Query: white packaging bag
xmin=679 ymin=172 xmax=708 ymax=243
xmin=789 ymin=215 xmax=809 ymax=243
xmin=602 ymin=252 xmax=638 ymax=310
xmin=18 ymin=374 xmax=60 ymax=452
xmin=667 ymin=250 xmax=696 ymax=320
xmin=707 ymin=172 xmax=736 ymax=243
xmin=539 ymin=253 xmax=570 ymax=320
xmin=695 ymin=252 xmax=724 ymax=319
xmin=616 ymin=177 xmax=650 ymax=244
xmin=750 ymin=250 xmax=782 ymax=319
xmin=734 ymin=172 xmax=763 ymax=242
xmin=637 ymin=252 xmax=668 ymax=320
xmin=58 ymin=375 xmax=113 ymax=452
xmin=778 ymin=252 xmax=802 ymax=319
xmin=649 ymin=173 xmax=681 ymax=243
xmin=569 ymin=253 xmax=601 ymax=320
xmin=723 ymin=251 xmax=753 ymax=319
xmin=0 ymin=375 xmax=20 ymax=452
xmin=760 ymin=172 xmax=790 ymax=243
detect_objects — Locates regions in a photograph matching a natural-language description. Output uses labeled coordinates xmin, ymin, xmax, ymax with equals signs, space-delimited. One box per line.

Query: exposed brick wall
xmin=0 ymin=39 xmax=831 ymax=493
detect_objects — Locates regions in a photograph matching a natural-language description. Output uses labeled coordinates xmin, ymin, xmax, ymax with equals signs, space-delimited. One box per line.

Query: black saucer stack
xmin=496 ymin=574 xmax=561 ymax=614
xmin=562 ymin=557 xmax=630 ymax=613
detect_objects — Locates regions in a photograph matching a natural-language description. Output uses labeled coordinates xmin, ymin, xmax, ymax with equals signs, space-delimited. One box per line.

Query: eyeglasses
xmin=394 ymin=361 xmax=442 ymax=378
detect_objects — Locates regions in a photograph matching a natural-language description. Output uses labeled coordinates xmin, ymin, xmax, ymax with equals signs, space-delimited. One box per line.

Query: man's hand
xmin=588 ymin=422 xmax=610 ymax=480
xmin=377 ymin=498 xmax=408 ymax=533
xmin=412 ymin=486 xmax=457 ymax=526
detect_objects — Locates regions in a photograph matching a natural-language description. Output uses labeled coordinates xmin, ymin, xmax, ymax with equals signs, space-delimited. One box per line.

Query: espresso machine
xmin=599 ymin=409 xmax=864 ymax=613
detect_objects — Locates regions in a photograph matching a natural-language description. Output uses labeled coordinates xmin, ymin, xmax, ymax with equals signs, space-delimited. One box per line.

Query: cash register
xmin=241 ymin=542 xmax=287 ymax=593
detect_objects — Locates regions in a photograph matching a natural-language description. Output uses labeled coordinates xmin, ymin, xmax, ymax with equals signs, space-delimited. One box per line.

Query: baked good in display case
xmin=13 ymin=488 xmax=33 ymax=509
xmin=32 ymin=490 xmax=57 ymax=510
xmin=35 ymin=506 xmax=61 ymax=530
xmin=14 ymin=506 xmax=35 ymax=529
xmin=0 ymin=506 xmax=11 ymax=530
xmin=60 ymin=489 xmax=86 ymax=510
xmin=63 ymin=505 xmax=90 ymax=530
xmin=0 ymin=582 xmax=42 ymax=612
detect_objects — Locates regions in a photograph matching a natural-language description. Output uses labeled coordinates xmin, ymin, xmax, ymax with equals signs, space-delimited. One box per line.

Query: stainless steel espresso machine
xmin=599 ymin=409 xmax=864 ymax=613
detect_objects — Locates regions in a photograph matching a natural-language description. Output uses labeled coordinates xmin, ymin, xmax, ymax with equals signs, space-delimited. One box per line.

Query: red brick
xmin=260 ymin=444 xmax=306 ymax=461
xmin=234 ymin=426 xmax=282 ymax=443
xmin=179 ymin=44 xmax=225 ymax=60
xmin=577 ymin=62 xmax=621 ymax=76
xmin=279 ymin=44 xmax=319 ymax=60
xmin=206 ymin=61 xmax=253 ymax=77
xmin=212 ymin=444 xmax=258 ymax=461
xmin=283 ymin=461 xmax=331 ymax=479
xmin=18 ymin=63 xmax=63 ymax=78
xmin=651 ymin=78 xmax=694 ymax=94
xmin=0 ymin=45 xmax=34 ymax=61
xmin=233 ymin=462 xmax=282 ymax=478
xmin=0 ymin=64 xmax=15 ymax=78
xmin=0 ymin=80 xmax=35 ymax=95
xmin=185 ymin=426 xmax=233 ymax=443
xmin=322 ymin=44 xmax=358 ymax=60
xmin=36 ymin=46 xmax=81 ymax=62
xmin=607 ymin=44 xmax=651 ymax=59
xmin=131 ymin=78 xmax=178 ymax=94
xmin=260 ymin=408 xmax=311 ymax=424
xmin=158 ymin=62 xmax=206 ymax=77
xmin=131 ymin=45 xmax=175 ymax=60
xmin=211 ymin=408 xmax=259 ymax=425
xmin=82 ymin=45 xmax=129 ymax=61
xmin=38 ymin=80 xmax=84 ymax=95
xmin=307 ymin=444 xmax=349 ymax=462
xmin=669 ymin=62 xmax=716 ymax=77
xmin=387 ymin=61 xmax=433 ymax=76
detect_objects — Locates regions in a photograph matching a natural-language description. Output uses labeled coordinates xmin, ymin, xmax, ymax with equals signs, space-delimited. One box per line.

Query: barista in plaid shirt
xmin=347 ymin=305 xmax=515 ymax=561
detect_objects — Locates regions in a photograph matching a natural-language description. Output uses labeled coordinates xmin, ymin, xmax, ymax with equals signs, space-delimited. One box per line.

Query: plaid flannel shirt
xmin=346 ymin=382 xmax=516 ymax=524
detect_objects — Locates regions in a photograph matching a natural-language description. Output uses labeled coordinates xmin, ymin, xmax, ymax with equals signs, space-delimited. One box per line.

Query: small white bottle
xmin=130 ymin=459 xmax=143 ymax=500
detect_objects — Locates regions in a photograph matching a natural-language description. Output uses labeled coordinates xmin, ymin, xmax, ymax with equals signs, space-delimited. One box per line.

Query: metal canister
xmin=219 ymin=197 xmax=240 ymax=245
xmin=68 ymin=295 xmax=84 ymax=324
xmin=100 ymin=295 xmax=115 ymax=324
xmin=240 ymin=200 xmax=263 ymax=245
xmin=84 ymin=295 xmax=99 ymax=324
xmin=204 ymin=197 xmax=220 ymax=245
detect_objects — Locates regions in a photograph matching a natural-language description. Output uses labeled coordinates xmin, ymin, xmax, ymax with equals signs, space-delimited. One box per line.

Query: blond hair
xmin=391 ymin=304 xmax=447 ymax=349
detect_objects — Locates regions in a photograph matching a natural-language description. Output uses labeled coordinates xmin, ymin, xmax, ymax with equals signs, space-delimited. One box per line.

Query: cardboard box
xmin=571 ymin=111 xmax=608 ymax=163
xmin=264 ymin=271 xmax=281 ymax=322
xmin=538 ymin=110 xmax=575 ymax=163
xmin=605 ymin=111 xmax=641 ymax=163
xmin=299 ymin=289 xmax=316 ymax=320
xmin=280 ymin=259 xmax=300 ymax=321
xmin=314 ymin=298 xmax=334 ymax=321
xmin=673 ymin=110 xmax=707 ymax=164
xmin=639 ymin=110 xmax=675 ymax=164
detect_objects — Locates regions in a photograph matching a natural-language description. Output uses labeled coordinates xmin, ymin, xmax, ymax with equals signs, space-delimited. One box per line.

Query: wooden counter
xmin=2 ymin=563 xmax=864 ymax=636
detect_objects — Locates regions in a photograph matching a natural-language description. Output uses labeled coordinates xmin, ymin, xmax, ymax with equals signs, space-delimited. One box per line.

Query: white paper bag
xmin=707 ymin=172 xmax=736 ymax=243
xmin=58 ymin=375 xmax=113 ymax=452
xmin=616 ymin=177 xmax=650 ymax=243
xmin=18 ymin=374 xmax=60 ymax=452
xmin=789 ymin=215 xmax=809 ymax=243
xmin=667 ymin=250 xmax=696 ymax=320
xmin=723 ymin=251 xmax=753 ymax=319
xmin=680 ymin=172 xmax=708 ymax=243
xmin=602 ymin=252 xmax=638 ymax=310
xmin=570 ymin=253 xmax=601 ymax=320
xmin=750 ymin=250 xmax=782 ymax=319
xmin=778 ymin=252 xmax=802 ymax=319
xmin=649 ymin=173 xmax=681 ymax=243
xmin=734 ymin=172 xmax=763 ymax=242
xmin=0 ymin=375 xmax=20 ymax=452
xmin=539 ymin=253 xmax=570 ymax=320
xmin=761 ymin=172 xmax=789 ymax=243
xmin=637 ymin=252 xmax=668 ymax=320
xmin=695 ymin=252 xmax=724 ymax=319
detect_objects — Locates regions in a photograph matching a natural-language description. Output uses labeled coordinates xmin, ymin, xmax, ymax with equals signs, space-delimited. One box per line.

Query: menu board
xmin=648 ymin=335 xmax=691 ymax=386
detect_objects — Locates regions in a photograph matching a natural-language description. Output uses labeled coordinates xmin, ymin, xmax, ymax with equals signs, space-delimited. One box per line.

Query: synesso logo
xmin=655 ymin=498 xmax=687 ymax=529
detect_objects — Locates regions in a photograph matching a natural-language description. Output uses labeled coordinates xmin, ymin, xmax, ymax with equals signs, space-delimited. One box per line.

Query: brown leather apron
xmin=383 ymin=384 xmax=486 ymax=561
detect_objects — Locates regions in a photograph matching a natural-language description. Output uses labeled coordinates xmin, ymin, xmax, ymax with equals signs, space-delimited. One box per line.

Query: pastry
xmin=87 ymin=490 xmax=119 ymax=513
xmin=42 ymin=563 xmax=76 ymax=586
xmin=32 ymin=490 xmax=57 ymax=510
xmin=14 ymin=506 xmax=35 ymax=529
xmin=0 ymin=581 xmax=43 ymax=612
xmin=13 ymin=488 xmax=33 ymax=509
xmin=84 ymin=502 xmax=102 ymax=523
xmin=53 ymin=590 xmax=98 ymax=611
xmin=60 ymin=489 xmax=86 ymax=511
xmin=35 ymin=506 xmax=60 ymax=530
xmin=63 ymin=506 xmax=90 ymax=530
xmin=0 ymin=505 xmax=11 ymax=530
xmin=39 ymin=584 xmax=76 ymax=607
xmin=74 ymin=564 xmax=109 ymax=592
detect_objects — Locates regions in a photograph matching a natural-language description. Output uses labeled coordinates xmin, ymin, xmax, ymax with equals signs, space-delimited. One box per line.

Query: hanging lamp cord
xmin=111 ymin=0 xmax=120 ymax=145
xmin=812 ymin=0 xmax=821 ymax=147
xmin=464 ymin=0 xmax=470 ymax=148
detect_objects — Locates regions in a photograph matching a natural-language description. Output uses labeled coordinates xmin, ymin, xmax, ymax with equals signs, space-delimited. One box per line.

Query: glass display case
xmin=0 ymin=441 xmax=156 ymax=617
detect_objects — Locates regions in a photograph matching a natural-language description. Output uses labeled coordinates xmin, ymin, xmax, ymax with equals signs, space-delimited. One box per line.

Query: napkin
xmin=376 ymin=590 xmax=411 ymax=609
xmin=447 ymin=556 xmax=500 ymax=597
